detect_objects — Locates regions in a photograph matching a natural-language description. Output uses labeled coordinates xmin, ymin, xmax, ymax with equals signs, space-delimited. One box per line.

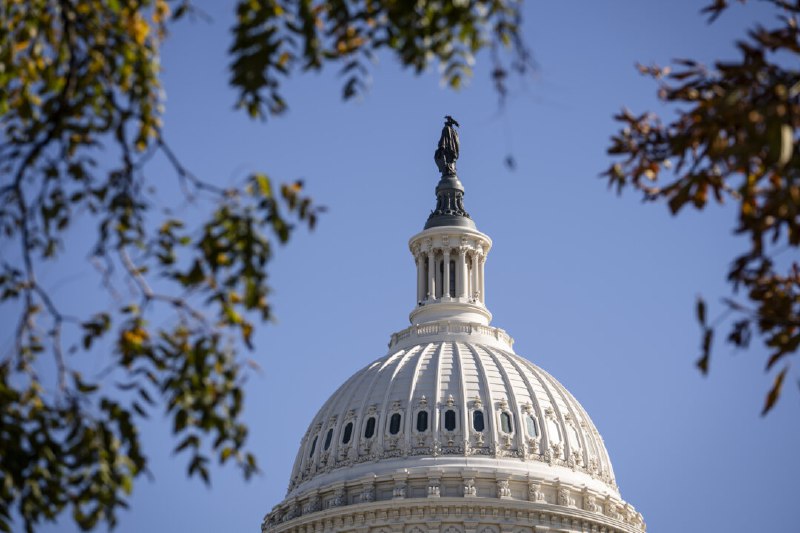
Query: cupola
xmin=409 ymin=117 xmax=493 ymax=327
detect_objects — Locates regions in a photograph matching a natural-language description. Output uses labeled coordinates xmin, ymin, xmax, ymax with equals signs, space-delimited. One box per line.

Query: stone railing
xmin=388 ymin=321 xmax=514 ymax=350
xmin=263 ymin=473 xmax=644 ymax=533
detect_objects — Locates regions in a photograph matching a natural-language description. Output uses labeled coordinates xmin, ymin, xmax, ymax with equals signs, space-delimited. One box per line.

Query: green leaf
xmin=174 ymin=409 xmax=188 ymax=432
xmin=254 ymin=173 xmax=272 ymax=198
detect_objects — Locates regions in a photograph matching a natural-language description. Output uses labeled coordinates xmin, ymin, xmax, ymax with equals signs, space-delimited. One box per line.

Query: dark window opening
xmin=416 ymin=411 xmax=428 ymax=432
xmin=449 ymin=260 xmax=456 ymax=295
xmin=473 ymin=410 xmax=485 ymax=432
xmin=424 ymin=261 xmax=430 ymax=298
xmin=500 ymin=412 xmax=512 ymax=433
xmin=444 ymin=409 xmax=456 ymax=431
xmin=364 ymin=417 xmax=376 ymax=439
xmin=526 ymin=415 xmax=539 ymax=437
xmin=437 ymin=259 xmax=443 ymax=298
xmin=389 ymin=413 xmax=402 ymax=435
xmin=308 ymin=436 xmax=317 ymax=458
xmin=324 ymin=428 xmax=333 ymax=450
xmin=342 ymin=422 xmax=353 ymax=444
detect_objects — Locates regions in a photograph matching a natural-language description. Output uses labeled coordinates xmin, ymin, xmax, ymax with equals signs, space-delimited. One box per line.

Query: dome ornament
xmin=434 ymin=115 xmax=460 ymax=176
xmin=426 ymin=117 xmax=473 ymax=229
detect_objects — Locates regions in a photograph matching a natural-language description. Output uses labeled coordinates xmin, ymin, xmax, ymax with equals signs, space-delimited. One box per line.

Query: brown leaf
xmin=765 ymin=349 xmax=788 ymax=370
xmin=696 ymin=296 xmax=706 ymax=326
xmin=696 ymin=327 xmax=713 ymax=374
xmin=761 ymin=366 xmax=788 ymax=416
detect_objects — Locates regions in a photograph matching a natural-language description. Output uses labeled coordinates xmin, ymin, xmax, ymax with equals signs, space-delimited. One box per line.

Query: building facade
xmin=262 ymin=121 xmax=645 ymax=533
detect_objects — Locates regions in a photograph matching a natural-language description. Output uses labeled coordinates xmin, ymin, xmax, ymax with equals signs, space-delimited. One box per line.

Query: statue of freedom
xmin=434 ymin=115 xmax=460 ymax=176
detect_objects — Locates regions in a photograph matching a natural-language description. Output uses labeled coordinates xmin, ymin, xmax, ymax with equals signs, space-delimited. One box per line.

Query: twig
xmin=157 ymin=136 xmax=229 ymax=198
xmin=117 ymin=247 xmax=209 ymax=327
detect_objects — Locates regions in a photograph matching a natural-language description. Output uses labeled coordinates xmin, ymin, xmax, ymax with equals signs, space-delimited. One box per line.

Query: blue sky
xmin=18 ymin=1 xmax=799 ymax=531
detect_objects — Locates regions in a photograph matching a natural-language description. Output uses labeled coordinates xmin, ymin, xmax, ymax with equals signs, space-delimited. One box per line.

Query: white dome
xmin=287 ymin=339 xmax=617 ymax=498
xmin=264 ymin=332 xmax=644 ymax=532
xmin=263 ymin=123 xmax=644 ymax=532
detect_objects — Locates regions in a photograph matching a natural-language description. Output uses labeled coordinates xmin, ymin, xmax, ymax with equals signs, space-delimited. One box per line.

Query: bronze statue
xmin=425 ymin=116 xmax=472 ymax=229
xmin=434 ymin=115 xmax=460 ymax=175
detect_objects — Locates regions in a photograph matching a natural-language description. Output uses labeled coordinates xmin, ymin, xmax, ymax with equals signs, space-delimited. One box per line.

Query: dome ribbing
xmin=286 ymin=341 xmax=617 ymax=499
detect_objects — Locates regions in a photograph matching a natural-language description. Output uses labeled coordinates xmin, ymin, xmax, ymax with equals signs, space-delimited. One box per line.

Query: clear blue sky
xmin=20 ymin=1 xmax=799 ymax=531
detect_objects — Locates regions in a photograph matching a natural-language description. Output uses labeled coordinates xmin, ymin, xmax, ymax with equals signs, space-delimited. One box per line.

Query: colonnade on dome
xmin=412 ymin=235 xmax=487 ymax=305
xmin=408 ymin=226 xmax=492 ymax=327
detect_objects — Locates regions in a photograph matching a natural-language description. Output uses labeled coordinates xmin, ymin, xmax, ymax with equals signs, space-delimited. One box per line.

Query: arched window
xmin=416 ymin=411 xmax=428 ymax=432
xmin=389 ymin=413 xmax=402 ymax=435
xmin=308 ymin=436 xmax=317 ymax=458
xmin=500 ymin=412 xmax=513 ymax=433
xmin=324 ymin=428 xmax=333 ymax=450
xmin=525 ymin=415 xmax=539 ymax=438
xmin=364 ymin=417 xmax=376 ymax=439
xmin=444 ymin=409 xmax=456 ymax=431
xmin=342 ymin=422 xmax=353 ymax=444
xmin=472 ymin=410 xmax=485 ymax=432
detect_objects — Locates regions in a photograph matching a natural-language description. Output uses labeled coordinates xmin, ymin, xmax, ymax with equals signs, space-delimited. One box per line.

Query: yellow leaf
xmin=13 ymin=40 xmax=29 ymax=54
xmin=129 ymin=15 xmax=150 ymax=45
xmin=122 ymin=328 xmax=149 ymax=347
xmin=153 ymin=0 xmax=171 ymax=24
xmin=778 ymin=124 xmax=793 ymax=166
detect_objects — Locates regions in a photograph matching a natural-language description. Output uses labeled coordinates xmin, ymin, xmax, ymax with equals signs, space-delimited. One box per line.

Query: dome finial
xmin=426 ymin=117 xmax=474 ymax=229
xmin=434 ymin=116 xmax=460 ymax=176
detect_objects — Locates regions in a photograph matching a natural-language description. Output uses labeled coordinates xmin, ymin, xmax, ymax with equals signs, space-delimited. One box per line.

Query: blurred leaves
xmin=229 ymin=0 xmax=531 ymax=118
xmin=0 ymin=365 xmax=145 ymax=532
xmin=0 ymin=0 xmax=527 ymax=531
xmin=605 ymin=0 xmax=800 ymax=414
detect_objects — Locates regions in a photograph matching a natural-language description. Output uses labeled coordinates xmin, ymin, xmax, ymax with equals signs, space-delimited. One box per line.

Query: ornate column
xmin=457 ymin=247 xmax=467 ymax=298
xmin=443 ymin=248 xmax=451 ymax=298
xmin=479 ymin=253 xmax=486 ymax=304
xmin=416 ymin=252 xmax=425 ymax=303
xmin=471 ymin=252 xmax=479 ymax=301
xmin=427 ymin=248 xmax=436 ymax=301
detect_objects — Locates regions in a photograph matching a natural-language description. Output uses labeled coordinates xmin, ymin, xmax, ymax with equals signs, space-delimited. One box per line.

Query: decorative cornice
xmin=264 ymin=486 xmax=645 ymax=533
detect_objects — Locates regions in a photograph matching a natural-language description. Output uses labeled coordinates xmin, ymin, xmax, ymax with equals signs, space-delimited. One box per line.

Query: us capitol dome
xmin=262 ymin=119 xmax=645 ymax=533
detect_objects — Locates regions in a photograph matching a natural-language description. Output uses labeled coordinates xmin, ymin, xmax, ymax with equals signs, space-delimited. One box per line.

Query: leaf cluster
xmin=605 ymin=0 xmax=800 ymax=414
xmin=0 ymin=0 xmax=527 ymax=531
xmin=0 ymin=1 xmax=322 ymax=531
xmin=229 ymin=0 xmax=531 ymax=117
xmin=0 ymin=367 xmax=144 ymax=532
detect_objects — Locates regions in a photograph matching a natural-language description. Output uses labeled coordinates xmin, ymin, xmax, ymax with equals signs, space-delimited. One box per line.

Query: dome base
xmin=410 ymin=300 xmax=492 ymax=326
xmin=264 ymin=486 xmax=644 ymax=533
xmin=389 ymin=320 xmax=512 ymax=351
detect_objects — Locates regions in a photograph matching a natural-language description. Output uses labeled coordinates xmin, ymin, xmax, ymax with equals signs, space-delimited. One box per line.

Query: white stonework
xmin=263 ymin=157 xmax=645 ymax=532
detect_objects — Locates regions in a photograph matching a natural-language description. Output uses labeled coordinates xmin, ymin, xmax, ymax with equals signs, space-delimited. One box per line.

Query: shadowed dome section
xmin=286 ymin=341 xmax=616 ymax=498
